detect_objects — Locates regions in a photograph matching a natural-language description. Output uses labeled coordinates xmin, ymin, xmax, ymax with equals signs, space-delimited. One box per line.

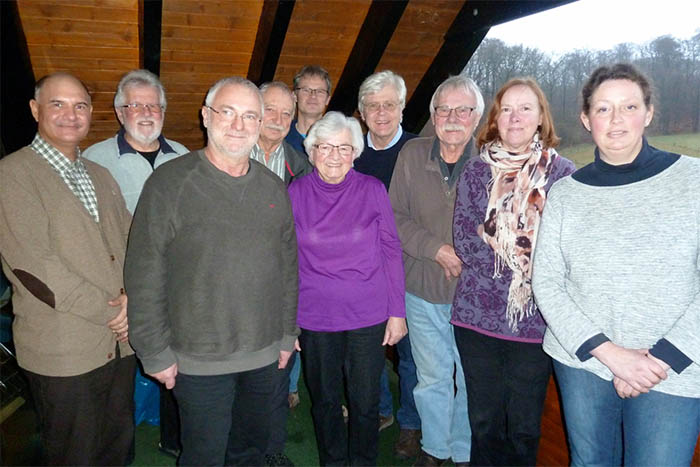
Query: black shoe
xmin=157 ymin=442 xmax=180 ymax=459
xmin=412 ymin=449 xmax=447 ymax=467
xmin=265 ymin=453 xmax=295 ymax=466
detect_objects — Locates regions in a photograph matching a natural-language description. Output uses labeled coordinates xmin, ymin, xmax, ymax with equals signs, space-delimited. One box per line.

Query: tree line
xmin=463 ymin=33 xmax=700 ymax=146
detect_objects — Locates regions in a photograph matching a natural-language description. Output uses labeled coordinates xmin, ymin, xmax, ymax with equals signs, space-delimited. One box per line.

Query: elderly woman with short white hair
xmin=289 ymin=111 xmax=407 ymax=466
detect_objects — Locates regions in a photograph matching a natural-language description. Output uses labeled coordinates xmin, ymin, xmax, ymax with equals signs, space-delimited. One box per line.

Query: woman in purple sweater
xmin=288 ymin=111 xmax=407 ymax=466
xmin=451 ymin=78 xmax=575 ymax=466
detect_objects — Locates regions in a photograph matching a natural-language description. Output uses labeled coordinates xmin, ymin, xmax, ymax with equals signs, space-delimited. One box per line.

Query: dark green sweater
xmin=125 ymin=150 xmax=299 ymax=376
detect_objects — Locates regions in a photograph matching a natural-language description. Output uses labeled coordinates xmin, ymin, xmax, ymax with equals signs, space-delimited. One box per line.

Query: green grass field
xmin=560 ymin=132 xmax=700 ymax=168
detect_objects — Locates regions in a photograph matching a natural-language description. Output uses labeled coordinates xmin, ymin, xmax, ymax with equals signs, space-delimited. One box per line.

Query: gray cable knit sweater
xmin=532 ymin=155 xmax=700 ymax=398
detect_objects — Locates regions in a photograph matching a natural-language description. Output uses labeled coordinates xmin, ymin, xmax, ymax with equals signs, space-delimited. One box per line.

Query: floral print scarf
xmin=479 ymin=133 xmax=556 ymax=331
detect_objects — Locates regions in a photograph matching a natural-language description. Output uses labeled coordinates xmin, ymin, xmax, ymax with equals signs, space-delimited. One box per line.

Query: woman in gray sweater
xmin=532 ymin=63 xmax=700 ymax=466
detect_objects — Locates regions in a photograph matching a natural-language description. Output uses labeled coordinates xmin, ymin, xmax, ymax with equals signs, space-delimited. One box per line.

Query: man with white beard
xmin=84 ymin=69 xmax=188 ymax=213
xmin=83 ymin=68 xmax=188 ymax=458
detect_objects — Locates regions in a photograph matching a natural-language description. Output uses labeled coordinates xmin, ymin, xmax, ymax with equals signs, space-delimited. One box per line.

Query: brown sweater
xmin=0 ymin=146 xmax=133 ymax=377
xmin=389 ymin=136 xmax=476 ymax=304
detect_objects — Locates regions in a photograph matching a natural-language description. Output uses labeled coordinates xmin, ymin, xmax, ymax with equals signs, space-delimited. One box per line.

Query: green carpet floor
xmin=132 ymin=360 xmax=420 ymax=466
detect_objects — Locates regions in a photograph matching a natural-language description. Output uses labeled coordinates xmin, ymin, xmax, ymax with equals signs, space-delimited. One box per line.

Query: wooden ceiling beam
xmin=403 ymin=0 xmax=575 ymax=133
xmin=328 ymin=0 xmax=408 ymax=115
xmin=140 ymin=0 xmax=163 ymax=76
xmin=1 ymin=0 xmax=37 ymax=156
xmin=247 ymin=0 xmax=296 ymax=86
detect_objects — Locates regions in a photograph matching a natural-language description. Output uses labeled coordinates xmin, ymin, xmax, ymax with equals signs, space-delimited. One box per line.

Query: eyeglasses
xmin=434 ymin=105 xmax=475 ymax=119
xmin=296 ymin=87 xmax=329 ymax=98
xmin=207 ymin=106 xmax=261 ymax=124
xmin=119 ymin=103 xmax=164 ymax=114
xmin=364 ymin=101 xmax=399 ymax=113
xmin=313 ymin=143 xmax=354 ymax=157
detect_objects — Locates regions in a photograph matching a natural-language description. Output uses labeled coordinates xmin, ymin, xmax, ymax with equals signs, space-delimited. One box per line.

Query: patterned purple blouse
xmin=451 ymin=154 xmax=575 ymax=343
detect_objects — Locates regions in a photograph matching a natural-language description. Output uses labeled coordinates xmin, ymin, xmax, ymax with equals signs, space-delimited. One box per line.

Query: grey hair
xmin=259 ymin=81 xmax=296 ymax=114
xmin=358 ymin=70 xmax=407 ymax=114
xmin=304 ymin=111 xmax=364 ymax=160
xmin=429 ymin=74 xmax=484 ymax=119
xmin=204 ymin=76 xmax=263 ymax=115
xmin=114 ymin=69 xmax=166 ymax=110
xmin=293 ymin=65 xmax=332 ymax=94
xmin=34 ymin=72 xmax=91 ymax=102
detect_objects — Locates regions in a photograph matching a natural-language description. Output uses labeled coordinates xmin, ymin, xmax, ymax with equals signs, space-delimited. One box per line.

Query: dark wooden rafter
xmin=328 ymin=0 xmax=409 ymax=115
xmin=403 ymin=0 xmax=575 ymax=133
xmin=140 ymin=0 xmax=163 ymax=76
xmin=1 ymin=0 xmax=37 ymax=156
xmin=248 ymin=0 xmax=296 ymax=86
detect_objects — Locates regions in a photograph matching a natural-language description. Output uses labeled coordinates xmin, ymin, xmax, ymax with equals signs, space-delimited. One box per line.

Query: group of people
xmin=0 ymin=60 xmax=698 ymax=467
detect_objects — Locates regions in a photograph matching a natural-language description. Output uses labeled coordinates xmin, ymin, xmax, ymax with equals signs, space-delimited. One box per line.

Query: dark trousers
xmin=159 ymin=385 xmax=182 ymax=452
xmin=24 ymin=355 xmax=136 ymax=466
xmin=454 ymin=327 xmax=551 ymax=466
xmin=172 ymin=361 xmax=278 ymax=466
xmin=300 ymin=321 xmax=386 ymax=466
xmin=266 ymin=351 xmax=296 ymax=455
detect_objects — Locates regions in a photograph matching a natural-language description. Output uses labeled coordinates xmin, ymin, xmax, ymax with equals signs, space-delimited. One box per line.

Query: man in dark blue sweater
xmin=353 ymin=70 xmax=421 ymax=460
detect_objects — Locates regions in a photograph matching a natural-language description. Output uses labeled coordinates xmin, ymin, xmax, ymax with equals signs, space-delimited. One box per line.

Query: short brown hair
xmin=581 ymin=63 xmax=652 ymax=115
xmin=477 ymin=77 xmax=559 ymax=149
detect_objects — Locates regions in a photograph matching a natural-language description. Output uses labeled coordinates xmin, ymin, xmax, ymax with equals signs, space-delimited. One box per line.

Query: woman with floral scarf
xmin=450 ymin=78 xmax=575 ymax=466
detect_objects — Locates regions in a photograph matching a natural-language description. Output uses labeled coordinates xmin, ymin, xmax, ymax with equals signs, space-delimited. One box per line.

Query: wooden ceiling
xmin=6 ymin=0 xmax=572 ymax=152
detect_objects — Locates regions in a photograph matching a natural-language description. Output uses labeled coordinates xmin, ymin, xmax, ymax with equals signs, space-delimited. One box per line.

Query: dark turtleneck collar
xmin=572 ymin=137 xmax=680 ymax=187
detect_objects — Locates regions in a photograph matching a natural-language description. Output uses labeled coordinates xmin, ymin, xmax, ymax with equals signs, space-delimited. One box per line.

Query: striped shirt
xmin=31 ymin=133 xmax=99 ymax=222
xmin=250 ymin=143 xmax=286 ymax=180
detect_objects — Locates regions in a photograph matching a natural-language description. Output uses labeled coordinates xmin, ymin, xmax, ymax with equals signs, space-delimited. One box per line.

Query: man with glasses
xmin=84 ymin=69 xmax=188 ymax=214
xmin=125 ymin=77 xmax=299 ymax=466
xmin=285 ymin=65 xmax=331 ymax=154
xmin=389 ymin=75 xmax=483 ymax=467
xmin=0 ymin=72 xmax=134 ymax=465
xmin=83 ymin=68 xmax=188 ymax=459
xmin=354 ymin=70 xmax=421 ymax=459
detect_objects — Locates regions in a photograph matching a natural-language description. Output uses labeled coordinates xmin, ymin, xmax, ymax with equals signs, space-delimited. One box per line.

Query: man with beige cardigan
xmin=0 ymin=72 xmax=134 ymax=465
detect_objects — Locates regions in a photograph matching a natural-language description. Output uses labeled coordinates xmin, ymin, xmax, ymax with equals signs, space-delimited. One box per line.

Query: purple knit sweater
xmin=288 ymin=169 xmax=406 ymax=332
xmin=451 ymin=154 xmax=575 ymax=342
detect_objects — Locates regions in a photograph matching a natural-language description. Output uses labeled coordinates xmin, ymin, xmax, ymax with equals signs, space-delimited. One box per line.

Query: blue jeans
xmin=288 ymin=353 xmax=301 ymax=393
xmin=300 ymin=321 xmax=386 ymax=466
xmin=554 ymin=360 xmax=700 ymax=466
xmin=378 ymin=334 xmax=421 ymax=430
xmin=406 ymin=292 xmax=470 ymax=462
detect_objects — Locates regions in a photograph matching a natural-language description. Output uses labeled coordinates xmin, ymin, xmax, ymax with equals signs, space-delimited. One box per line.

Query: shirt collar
xmin=30 ymin=133 xmax=82 ymax=173
xmin=116 ymin=127 xmax=176 ymax=157
xmin=252 ymin=142 xmax=285 ymax=160
xmin=367 ymin=126 xmax=403 ymax=150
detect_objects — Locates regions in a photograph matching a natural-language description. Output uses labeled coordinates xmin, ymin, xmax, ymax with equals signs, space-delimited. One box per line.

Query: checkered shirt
xmin=31 ymin=134 xmax=100 ymax=223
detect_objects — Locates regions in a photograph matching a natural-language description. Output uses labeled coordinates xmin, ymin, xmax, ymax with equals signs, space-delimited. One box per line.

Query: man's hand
xmin=382 ymin=317 xmax=408 ymax=346
xmin=107 ymin=293 xmax=129 ymax=343
xmin=150 ymin=363 xmax=178 ymax=389
xmin=278 ymin=339 xmax=301 ymax=369
xmin=591 ymin=342 xmax=668 ymax=394
xmin=435 ymin=244 xmax=462 ymax=280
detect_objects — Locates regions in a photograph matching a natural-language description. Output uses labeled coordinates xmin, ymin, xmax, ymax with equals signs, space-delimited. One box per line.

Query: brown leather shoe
xmin=412 ymin=449 xmax=447 ymax=467
xmin=394 ymin=429 xmax=421 ymax=459
xmin=452 ymin=461 xmax=470 ymax=467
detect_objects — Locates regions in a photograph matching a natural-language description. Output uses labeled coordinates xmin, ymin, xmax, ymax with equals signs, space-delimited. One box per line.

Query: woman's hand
xmin=613 ymin=376 xmax=641 ymax=398
xmin=591 ymin=342 xmax=668 ymax=393
xmin=383 ymin=317 xmax=408 ymax=346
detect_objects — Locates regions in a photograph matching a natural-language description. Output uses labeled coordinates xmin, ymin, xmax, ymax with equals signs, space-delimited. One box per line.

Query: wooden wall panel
xmin=17 ymin=0 xmax=140 ymax=148
xmin=159 ymin=0 xmax=263 ymax=150
xmin=375 ymin=0 xmax=464 ymax=104
xmin=273 ymin=0 xmax=372 ymax=94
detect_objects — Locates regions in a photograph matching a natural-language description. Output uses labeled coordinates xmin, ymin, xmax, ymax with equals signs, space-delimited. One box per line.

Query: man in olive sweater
xmin=125 ymin=76 xmax=299 ymax=466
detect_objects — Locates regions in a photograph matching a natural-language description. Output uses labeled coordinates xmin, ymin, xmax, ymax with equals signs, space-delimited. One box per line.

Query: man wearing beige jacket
xmin=0 ymin=72 xmax=134 ymax=465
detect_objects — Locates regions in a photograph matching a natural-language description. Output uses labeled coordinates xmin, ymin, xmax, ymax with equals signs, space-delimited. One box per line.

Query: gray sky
xmin=487 ymin=0 xmax=700 ymax=56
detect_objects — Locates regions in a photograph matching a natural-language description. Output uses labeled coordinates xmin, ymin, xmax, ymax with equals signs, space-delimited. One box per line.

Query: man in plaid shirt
xmin=0 ymin=72 xmax=134 ymax=465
